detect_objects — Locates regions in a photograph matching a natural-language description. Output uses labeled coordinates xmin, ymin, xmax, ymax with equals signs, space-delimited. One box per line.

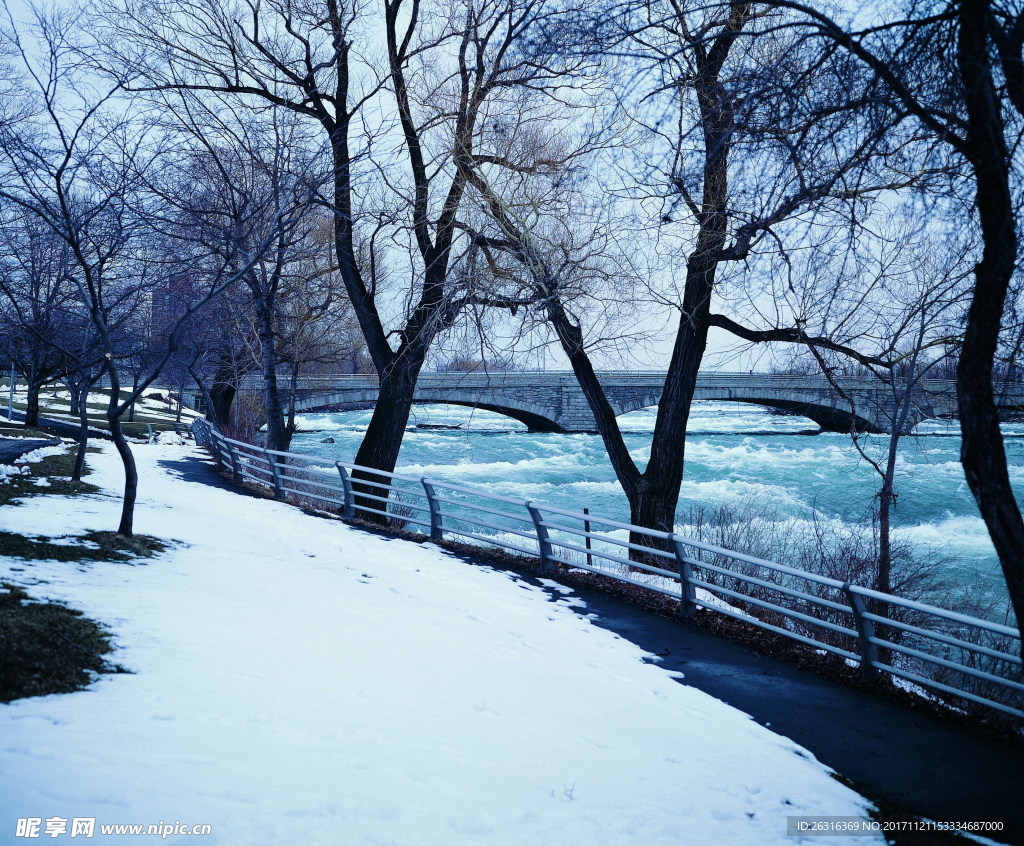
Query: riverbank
xmin=291 ymin=403 xmax=1024 ymax=619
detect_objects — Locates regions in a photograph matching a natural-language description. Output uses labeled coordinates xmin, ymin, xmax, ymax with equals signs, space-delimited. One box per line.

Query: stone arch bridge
xmin=256 ymin=371 xmax=1019 ymax=434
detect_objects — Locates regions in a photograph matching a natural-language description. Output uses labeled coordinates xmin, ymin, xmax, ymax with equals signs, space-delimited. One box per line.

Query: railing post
xmin=583 ymin=507 xmax=593 ymax=569
xmin=421 ymin=478 xmax=443 ymax=541
xmin=671 ymin=535 xmax=698 ymax=618
xmin=216 ymin=438 xmax=230 ymax=471
xmin=265 ymin=449 xmax=284 ymax=498
xmin=843 ymin=582 xmax=880 ymax=683
xmin=227 ymin=442 xmax=242 ymax=484
xmin=526 ymin=501 xmax=552 ymax=574
xmin=207 ymin=430 xmax=220 ymax=463
xmin=335 ymin=462 xmax=355 ymax=520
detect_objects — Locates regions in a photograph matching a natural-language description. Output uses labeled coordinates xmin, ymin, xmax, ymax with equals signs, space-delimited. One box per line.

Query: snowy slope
xmin=0 ymin=443 xmax=884 ymax=845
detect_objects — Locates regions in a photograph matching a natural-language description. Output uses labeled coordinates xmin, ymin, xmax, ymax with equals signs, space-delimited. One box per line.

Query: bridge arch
xmin=606 ymin=389 xmax=884 ymax=433
xmin=744 ymin=397 xmax=882 ymax=433
xmin=292 ymin=390 xmax=567 ymax=432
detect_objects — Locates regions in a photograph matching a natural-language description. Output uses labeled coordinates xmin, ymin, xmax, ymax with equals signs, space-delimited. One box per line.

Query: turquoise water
xmin=291 ymin=402 xmax=1024 ymax=614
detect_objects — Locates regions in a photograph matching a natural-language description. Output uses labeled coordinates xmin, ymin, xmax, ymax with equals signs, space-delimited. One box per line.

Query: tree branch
xmin=707 ymin=312 xmax=893 ymax=368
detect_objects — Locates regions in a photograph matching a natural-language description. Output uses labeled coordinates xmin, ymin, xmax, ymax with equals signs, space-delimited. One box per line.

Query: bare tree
xmin=0 ymin=213 xmax=82 ymax=425
xmin=94 ymin=0 xmax=596 ymax=499
xmin=0 ymin=5 xmax=311 ymax=535
xmin=762 ymin=0 xmax=1024 ymax=643
xmin=145 ymin=92 xmax=329 ymax=451
xmin=468 ymin=1 xmax=911 ymax=557
xmin=0 ymin=209 xmax=140 ymax=482
xmin=789 ymin=228 xmax=971 ymax=595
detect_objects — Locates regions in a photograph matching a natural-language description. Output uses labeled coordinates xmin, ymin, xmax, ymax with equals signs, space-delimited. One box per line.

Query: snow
xmin=13 ymin=445 xmax=67 ymax=465
xmin=2 ymin=382 xmax=200 ymax=426
xmin=1 ymin=445 xmax=68 ymax=483
xmin=0 ymin=442 xmax=884 ymax=845
xmin=0 ymin=464 xmax=28 ymax=482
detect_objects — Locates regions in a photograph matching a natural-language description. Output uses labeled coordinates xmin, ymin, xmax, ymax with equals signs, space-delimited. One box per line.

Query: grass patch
xmin=0 ymin=448 xmax=100 ymax=506
xmin=0 ymin=582 xmax=124 ymax=702
xmin=120 ymin=421 xmax=177 ymax=436
xmin=0 ymin=426 xmax=59 ymax=439
xmin=0 ymin=530 xmax=168 ymax=563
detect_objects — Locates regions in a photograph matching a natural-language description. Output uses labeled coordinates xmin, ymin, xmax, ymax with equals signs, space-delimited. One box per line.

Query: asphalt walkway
xmin=2 ymin=409 xmax=111 ymax=440
xmin=0 ymin=437 xmax=62 ymax=464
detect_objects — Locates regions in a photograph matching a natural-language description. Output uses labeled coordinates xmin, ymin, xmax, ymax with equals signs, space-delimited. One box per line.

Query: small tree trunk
xmin=24 ymin=377 xmax=43 ymax=427
xmin=176 ymin=372 xmax=185 ymax=423
xmin=68 ymin=380 xmax=82 ymax=417
xmin=287 ymin=364 xmax=299 ymax=435
xmin=876 ymin=483 xmax=893 ymax=596
xmin=128 ymin=372 xmax=139 ymax=422
xmin=73 ymin=382 xmax=91 ymax=482
xmin=111 ymin=417 xmax=138 ymax=537
xmin=106 ymin=366 xmax=138 ymax=536
xmin=873 ymin=417 xmax=905 ymax=599
xmin=258 ymin=305 xmax=290 ymax=452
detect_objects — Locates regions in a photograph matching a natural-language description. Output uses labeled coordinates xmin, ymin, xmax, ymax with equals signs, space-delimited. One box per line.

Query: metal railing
xmin=191 ymin=418 xmax=1024 ymax=720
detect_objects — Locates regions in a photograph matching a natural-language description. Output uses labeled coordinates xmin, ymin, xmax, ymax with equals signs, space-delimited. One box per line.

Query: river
xmin=290 ymin=402 xmax=1024 ymax=619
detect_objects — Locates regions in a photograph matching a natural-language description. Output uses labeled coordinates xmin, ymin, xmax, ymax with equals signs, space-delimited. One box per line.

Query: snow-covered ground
xmin=2 ymin=383 xmax=200 ymax=425
xmin=0 ymin=442 xmax=884 ymax=845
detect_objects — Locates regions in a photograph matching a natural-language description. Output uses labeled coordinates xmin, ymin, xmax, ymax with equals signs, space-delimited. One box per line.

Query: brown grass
xmin=0 ymin=583 xmax=125 ymax=702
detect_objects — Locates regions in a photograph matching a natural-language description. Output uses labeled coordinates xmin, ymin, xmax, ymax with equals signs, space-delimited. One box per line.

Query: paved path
xmin=2 ymin=409 xmax=111 ymax=440
xmin=0 ymin=437 xmax=62 ymax=464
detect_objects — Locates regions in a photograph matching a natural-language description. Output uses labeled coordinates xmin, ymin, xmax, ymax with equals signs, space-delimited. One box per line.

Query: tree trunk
xmin=73 ymin=382 xmax=90 ymax=483
xmin=351 ymin=359 xmax=422 ymax=522
xmin=258 ymin=303 xmax=290 ymax=452
xmin=68 ymin=380 xmax=82 ymax=417
xmin=24 ymin=377 xmax=43 ymax=427
xmin=175 ymin=372 xmax=185 ymax=423
xmin=957 ymin=0 xmax=1024 ymax=639
xmin=871 ymin=401 xmax=907 ymax=599
xmin=876 ymin=482 xmax=893 ymax=596
xmin=208 ymin=378 xmax=236 ymax=428
xmin=629 ymin=271 xmax=714 ymax=549
xmin=128 ymin=372 xmax=139 ymax=422
xmin=190 ymin=370 xmax=218 ymax=429
xmin=287 ymin=364 xmax=299 ymax=434
xmin=628 ymin=484 xmax=681 ymax=560
xmin=107 ymin=366 xmax=138 ymax=537
xmin=111 ymin=417 xmax=138 ymax=537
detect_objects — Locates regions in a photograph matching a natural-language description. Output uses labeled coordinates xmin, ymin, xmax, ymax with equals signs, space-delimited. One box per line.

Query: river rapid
xmin=291 ymin=402 xmax=1024 ymax=619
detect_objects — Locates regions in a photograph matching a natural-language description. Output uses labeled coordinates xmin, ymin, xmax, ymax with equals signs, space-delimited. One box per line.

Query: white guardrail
xmin=191 ymin=418 xmax=1024 ymax=721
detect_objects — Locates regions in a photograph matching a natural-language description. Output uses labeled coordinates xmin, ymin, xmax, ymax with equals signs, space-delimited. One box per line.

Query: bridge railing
xmin=238 ymin=371 xmax=963 ymax=392
xmin=192 ymin=418 xmax=1023 ymax=721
